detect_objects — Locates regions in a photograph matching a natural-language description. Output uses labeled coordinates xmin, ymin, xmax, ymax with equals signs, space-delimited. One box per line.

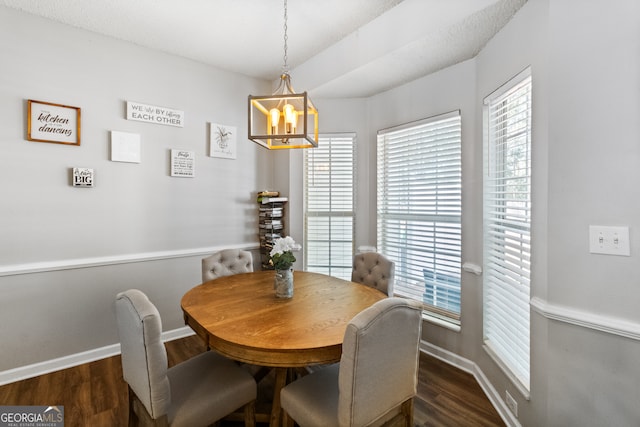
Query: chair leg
xmin=244 ymin=399 xmax=256 ymax=427
xmin=127 ymin=386 xmax=136 ymax=427
xmin=282 ymin=409 xmax=295 ymax=427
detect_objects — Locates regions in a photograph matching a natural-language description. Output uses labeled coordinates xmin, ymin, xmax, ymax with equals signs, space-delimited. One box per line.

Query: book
xmin=256 ymin=191 xmax=281 ymax=203
xmin=261 ymin=197 xmax=288 ymax=204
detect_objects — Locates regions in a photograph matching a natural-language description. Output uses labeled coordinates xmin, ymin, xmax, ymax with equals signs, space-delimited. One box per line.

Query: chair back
xmin=338 ymin=297 xmax=422 ymax=426
xmin=115 ymin=289 xmax=170 ymax=420
xmin=202 ymin=249 xmax=253 ymax=282
xmin=351 ymin=252 xmax=395 ymax=296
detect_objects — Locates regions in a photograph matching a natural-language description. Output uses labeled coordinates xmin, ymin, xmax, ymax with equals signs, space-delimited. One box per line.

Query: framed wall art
xmin=27 ymin=99 xmax=81 ymax=146
xmin=171 ymin=149 xmax=195 ymax=177
xmin=72 ymin=167 xmax=94 ymax=187
xmin=110 ymin=131 xmax=141 ymax=163
xmin=209 ymin=123 xmax=237 ymax=159
xmin=126 ymin=101 xmax=184 ymax=127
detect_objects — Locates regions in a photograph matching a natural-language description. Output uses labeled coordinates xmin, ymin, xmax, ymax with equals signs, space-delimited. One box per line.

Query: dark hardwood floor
xmin=0 ymin=335 xmax=504 ymax=427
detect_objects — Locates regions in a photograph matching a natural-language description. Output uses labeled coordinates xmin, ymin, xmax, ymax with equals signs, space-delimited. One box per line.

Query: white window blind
xmin=483 ymin=68 xmax=532 ymax=391
xmin=377 ymin=111 xmax=462 ymax=322
xmin=304 ymin=134 xmax=355 ymax=280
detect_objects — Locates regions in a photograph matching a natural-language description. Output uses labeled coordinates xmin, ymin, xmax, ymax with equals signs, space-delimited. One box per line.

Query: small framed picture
xmin=209 ymin=123 xmax=237 ymax=159
xmin=27 ymin=100 xmax=81 ymax=146
xmin=171 ymin=149 xmax=195 ymax=177
xmin=111 ymin=131 xmax=141 ymax=163
xmin=72 ymin=167 xmax=94 ymax=187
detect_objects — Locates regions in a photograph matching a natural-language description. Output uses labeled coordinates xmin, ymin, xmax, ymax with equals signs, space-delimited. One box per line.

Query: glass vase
xmin=274 ymin=267 xmax=294 ymax=298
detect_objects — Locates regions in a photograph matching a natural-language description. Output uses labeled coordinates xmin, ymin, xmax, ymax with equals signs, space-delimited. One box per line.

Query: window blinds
xmin=377 ymin=111 xmax=462 ymax=322
xmin=483 ymin=69 xmax=532 ymax=390
xmin=304 ymin=134 xmax=355 ymax=280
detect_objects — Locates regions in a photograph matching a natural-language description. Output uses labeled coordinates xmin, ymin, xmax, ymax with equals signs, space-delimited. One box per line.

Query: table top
xmin=181 ymin=270 xmax=386 ymax=367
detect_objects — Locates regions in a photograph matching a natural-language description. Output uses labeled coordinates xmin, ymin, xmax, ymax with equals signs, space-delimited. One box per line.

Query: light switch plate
xmin=589 ymin=225 xmax=630 ymax=256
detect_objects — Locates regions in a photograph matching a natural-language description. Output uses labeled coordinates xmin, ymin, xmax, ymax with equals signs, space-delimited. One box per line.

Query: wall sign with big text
xmin=126 ymin=101 xmax=184 ymax=127
xmin=72 ymin=167 xmax=94 ymax=187
xmin=28 ymin=100 xmax=81 ymax=145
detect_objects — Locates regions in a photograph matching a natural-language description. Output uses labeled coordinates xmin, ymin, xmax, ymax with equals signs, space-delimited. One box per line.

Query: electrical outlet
xmin=505 ymin=390 xmax=518 ymax=417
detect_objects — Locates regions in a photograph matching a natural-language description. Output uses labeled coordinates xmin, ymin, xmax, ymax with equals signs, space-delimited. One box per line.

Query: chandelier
xmin=248 ymin=0 xmax=318 ymax=149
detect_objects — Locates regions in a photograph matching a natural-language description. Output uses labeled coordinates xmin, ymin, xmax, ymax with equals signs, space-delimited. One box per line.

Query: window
xmin=304 ymin=134 xmax=355 ymax=280
xmin=483 ymin=68 xmax=532 ymax=392
xmin=377 ymin=111 xmax=462 ymax=324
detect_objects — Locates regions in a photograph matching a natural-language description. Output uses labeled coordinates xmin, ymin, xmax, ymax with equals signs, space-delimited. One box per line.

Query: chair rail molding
xmin=0 ymin=243 xmax=260 ymax=277
xmin=530 ymin=297 xmax=640 ymax=342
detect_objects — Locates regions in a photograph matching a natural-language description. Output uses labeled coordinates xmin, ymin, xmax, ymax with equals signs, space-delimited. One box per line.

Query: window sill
xmin=483 ymin=343 xmax=531 ymax=400
xmin=422 ymin=312 xmax=461 ymax=332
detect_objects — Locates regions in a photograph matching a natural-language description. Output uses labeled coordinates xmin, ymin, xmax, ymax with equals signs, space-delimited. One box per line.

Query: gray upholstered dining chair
xmin=351 ymin=252 xmax=395 ymax=296
xmin=202 ymin=249 xmax=253 ymax=282
xmin=280 ymin=297 xmax=422 ymax=427
xmin=115 ymin=289 xmax=257 ymax=427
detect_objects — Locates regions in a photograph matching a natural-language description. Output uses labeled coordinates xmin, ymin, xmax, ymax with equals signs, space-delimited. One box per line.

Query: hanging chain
xmin=282 ymin=0 xmax=289 ymax=73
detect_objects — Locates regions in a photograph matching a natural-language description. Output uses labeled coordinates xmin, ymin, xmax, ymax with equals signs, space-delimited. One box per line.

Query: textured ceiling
xmin=0 ymin=0 xmax=527 ymax=98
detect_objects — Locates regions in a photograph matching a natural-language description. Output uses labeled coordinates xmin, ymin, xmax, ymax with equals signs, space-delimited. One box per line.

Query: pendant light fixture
xmin=248 ymin=0 xmax=319 ymax=149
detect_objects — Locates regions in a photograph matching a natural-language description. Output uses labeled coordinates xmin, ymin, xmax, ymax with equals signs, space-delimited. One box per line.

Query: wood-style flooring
xmin=0 ymin=335 xmax=505 ymax=427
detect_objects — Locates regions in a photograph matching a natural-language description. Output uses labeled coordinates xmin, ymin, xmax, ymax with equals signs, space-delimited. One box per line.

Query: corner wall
xmin=316 ymin=0 xmax=640 ymax=425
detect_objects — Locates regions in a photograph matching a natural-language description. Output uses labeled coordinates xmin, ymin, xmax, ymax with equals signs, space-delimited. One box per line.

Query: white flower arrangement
xmin=269 ymin=236 xmax=302 ymax=270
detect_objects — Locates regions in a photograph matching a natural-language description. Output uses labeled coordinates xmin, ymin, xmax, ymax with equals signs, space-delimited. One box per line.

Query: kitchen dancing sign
xmin=28 ymin=100 xmax=81 ymax=146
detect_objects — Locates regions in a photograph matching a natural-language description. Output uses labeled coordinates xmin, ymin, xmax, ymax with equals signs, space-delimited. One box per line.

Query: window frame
xmin=303 ymin=133 xmax=356 ymax=280
xmin=377 ymin=110 xmax=462 ymax=326
xmin=482 ymin=67 xmax=532 ymax=395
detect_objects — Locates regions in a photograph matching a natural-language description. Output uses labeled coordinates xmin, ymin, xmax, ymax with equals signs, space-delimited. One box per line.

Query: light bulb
xmin=269 ymin=108 xmax=280 ymax=134
xmin=283 ymin=104 xmax=297 ymax=134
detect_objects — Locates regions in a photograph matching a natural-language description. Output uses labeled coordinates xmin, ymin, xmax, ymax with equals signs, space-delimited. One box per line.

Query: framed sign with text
xmin=170 ymin=149 xmax=195 ymax=177
xmin=28 ymin=100 xmax=81 ymax=146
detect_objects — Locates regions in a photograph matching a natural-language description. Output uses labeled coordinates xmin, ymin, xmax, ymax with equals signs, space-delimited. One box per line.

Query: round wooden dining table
xmin=181 ymin=270 xmax=386 ymax=426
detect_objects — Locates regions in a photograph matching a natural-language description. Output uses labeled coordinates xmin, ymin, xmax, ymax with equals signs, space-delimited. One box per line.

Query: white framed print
xmin=110 ymin=131 xmax=141 ymax=163
xmin=209 ymin=123 xmax=237 ymax=159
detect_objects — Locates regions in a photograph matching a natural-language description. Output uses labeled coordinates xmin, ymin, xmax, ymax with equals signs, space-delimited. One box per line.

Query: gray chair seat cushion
xmin=280 ymin=364 xmax=340 ymax=427
xmin=168 ymin=351 xmax=256 ymax=427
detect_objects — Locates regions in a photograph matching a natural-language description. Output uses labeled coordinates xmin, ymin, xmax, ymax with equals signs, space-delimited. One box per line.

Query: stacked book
xmin=257 ymin=191 xmax=288 ymax=269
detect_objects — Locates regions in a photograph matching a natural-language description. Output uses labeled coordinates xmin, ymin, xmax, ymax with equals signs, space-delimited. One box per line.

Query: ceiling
xmin=0 ymin=0 xmax=526 ymax=98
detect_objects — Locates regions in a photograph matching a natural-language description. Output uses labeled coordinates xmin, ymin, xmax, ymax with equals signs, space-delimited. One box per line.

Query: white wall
xmin=542 ymin=0 xmax=640 ymax=425
xmin=0 ymin=8 xmax=271 ymax=372
xmin=480 ymin=0 xmax=640 ymax=424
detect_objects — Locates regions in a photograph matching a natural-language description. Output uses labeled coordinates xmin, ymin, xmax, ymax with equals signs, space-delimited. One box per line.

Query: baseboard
xmin=420 ymin=340 xmax=522 ymax=427
xmin=0 ymin=326 xmax=195 ymax=386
